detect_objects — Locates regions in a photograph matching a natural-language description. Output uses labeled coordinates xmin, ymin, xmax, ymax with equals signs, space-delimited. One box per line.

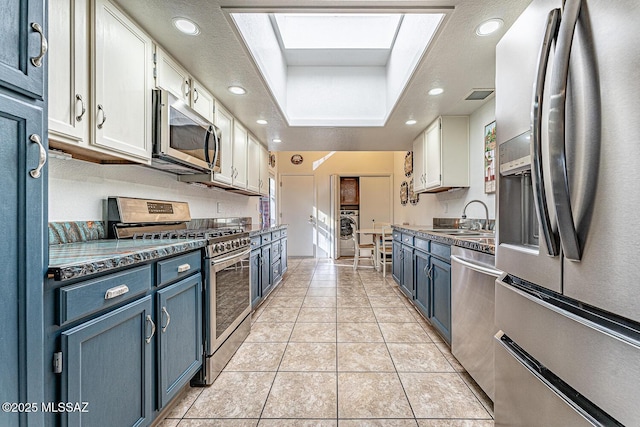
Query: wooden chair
xmin=352 ymin=227 xmax=375 ymax=269
xmin=377 ymin=226 xmax=393 ymax=276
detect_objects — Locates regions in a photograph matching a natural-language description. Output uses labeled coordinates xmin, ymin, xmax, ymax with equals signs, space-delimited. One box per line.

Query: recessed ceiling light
xmin=172 ymin=18 xmax=200 ymax=36
xmin=428 ymin=87 xmax=444 ymax=96
xmin=228 ymin=86 xmax=247 ymax=95
xmin=273 ymin=138 xmax=282 ymax=143
xmin=476 ymin=18 xmax=503 ymax=36
xmin=405 ymin=119 xmax=417 ymax=125
xmin=256 ymin=119 xmax=268 ymax=125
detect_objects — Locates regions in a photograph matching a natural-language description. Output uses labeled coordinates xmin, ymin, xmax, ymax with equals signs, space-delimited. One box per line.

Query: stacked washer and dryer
xmin=339 ymin=209 xmax=358 ymax=256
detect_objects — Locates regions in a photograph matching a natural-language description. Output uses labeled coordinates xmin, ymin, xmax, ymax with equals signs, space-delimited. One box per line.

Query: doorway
xmin=280 ymin=175 xmax=315 ymax=257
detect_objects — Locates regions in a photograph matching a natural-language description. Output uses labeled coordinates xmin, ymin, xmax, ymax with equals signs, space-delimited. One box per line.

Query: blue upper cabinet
xmin=0 ymin=0 xmax=47 ymax=425
xmin=0 ymin=0 xmax=46 ymax=99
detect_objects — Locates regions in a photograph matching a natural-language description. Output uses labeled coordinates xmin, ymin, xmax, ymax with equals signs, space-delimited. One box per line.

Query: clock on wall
xmin=290 ymin=154 xmax=303 ymax=165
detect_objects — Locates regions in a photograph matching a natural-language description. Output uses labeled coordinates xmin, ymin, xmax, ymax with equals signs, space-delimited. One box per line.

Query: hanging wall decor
xmin=409 ymin=180 xmax=420 ymax=205
xmin=404 ymin=150 xmax=413 ymax=177
xmin=484 ymin=120 xmax=497 ymax=193
xmin=400 ymin=181 xmax=409 ymax=206
xmin=290 ymin=154 xmax=303 ymax=165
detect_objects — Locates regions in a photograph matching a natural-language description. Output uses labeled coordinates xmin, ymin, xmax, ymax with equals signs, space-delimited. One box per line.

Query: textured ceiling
xmin=113 ymin=0 xmax=532 ymax=151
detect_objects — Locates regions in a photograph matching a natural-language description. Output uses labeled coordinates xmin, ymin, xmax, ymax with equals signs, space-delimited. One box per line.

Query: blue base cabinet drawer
xmin=58 ymin=265 xmax=152 ymax=325
xmin=61 ymin=296 xmax=154 ymax=427
xmin=430 ymin=242 xmax=451 ymax=261
xmin=157 ymin=251 xmax=201 ymax=287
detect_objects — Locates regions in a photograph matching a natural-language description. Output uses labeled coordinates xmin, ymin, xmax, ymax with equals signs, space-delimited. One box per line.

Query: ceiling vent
xmin=465 ymin=89 xmax=494 ymax=101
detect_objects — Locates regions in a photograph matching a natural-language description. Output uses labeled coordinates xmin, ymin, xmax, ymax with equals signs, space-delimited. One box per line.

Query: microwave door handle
xmin=212 ymin=127 xmax=220 ymax=171
xmin=204 ymin=125 xmax=212 ymax=167
xmin=531 ymin=8 xmax=561 ymax=257
xmin=549 ymin=0 xmax=582 ymax=261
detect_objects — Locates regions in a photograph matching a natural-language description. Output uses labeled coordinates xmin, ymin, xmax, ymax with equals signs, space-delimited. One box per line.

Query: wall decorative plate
xmin=269 ymin=152 xmax=276 ymax=168
xmin=290 ymin=154 xmax=303 ymax=165
xmin=409 ymin=180 xmax=420 ymax=205
xmin=400 ymin=181 xmax=409 ymax=206
xmin=404 ymin=151 xmax=413 ymax=177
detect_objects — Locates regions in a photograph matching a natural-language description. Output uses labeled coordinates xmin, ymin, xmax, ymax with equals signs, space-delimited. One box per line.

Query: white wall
xmin=393 ymin=98 xmax=497 ymax=225
xmin=277 ymin=151 xmax=395 ymax=258
xmin=48 ymin=158 xmax=260 ymax=223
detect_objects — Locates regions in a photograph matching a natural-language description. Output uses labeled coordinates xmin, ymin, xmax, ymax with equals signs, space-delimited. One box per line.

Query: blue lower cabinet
xmin=413 ymin=250 xmax=430 ymax=318
xmin=61 ymin=296 xmax=154 ymax=427
xmin=261 ymin=244 xmax=272 ymax=297
xmin=250 ymin=250 xmax=261 ymax=307
xmin=157 ymin=274 xmax=202 ymax=409
xmin=401 ymin=245 xmax=414 ymax=298
xmin=392 ymin=241 xmax=402 ymax=285
xmin=430 ymin=257 xmax=452 ymax=344
xmin=280 ymin=239 xmax=288 ymax=273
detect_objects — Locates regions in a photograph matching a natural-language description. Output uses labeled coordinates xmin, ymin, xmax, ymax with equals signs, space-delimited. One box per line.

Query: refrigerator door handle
xmin=531 ymin=8 xmax=561 ymax=257
xmin=548 ymin=0 xmax=583 ymax=261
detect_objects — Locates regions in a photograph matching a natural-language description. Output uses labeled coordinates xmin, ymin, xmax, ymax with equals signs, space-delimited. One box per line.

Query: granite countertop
xmin=249 ymin=224 xmax=288 ymax=236
xmin=392 ymin=224 xmax=495 ymax=255
xmin=48 ymin=239 xmax=207 ymax=282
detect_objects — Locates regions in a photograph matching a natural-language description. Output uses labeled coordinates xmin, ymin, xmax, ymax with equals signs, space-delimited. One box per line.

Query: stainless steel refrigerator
xmin=495 ymin=0 xmax=640 ymax=425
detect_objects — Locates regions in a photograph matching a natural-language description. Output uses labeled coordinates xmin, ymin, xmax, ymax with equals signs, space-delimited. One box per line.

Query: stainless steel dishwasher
xmin=451 ymin=246 xmax=502 ymax=401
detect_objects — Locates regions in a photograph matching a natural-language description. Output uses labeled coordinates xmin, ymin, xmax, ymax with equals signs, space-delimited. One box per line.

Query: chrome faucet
xmin=461 ymin=200 xmax=490 ymax=230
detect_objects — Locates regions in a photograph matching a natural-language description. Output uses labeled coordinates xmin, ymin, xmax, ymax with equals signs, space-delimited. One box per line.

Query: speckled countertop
xmin=249 ymin=224 xmax=288 ymax=236
xmin=48 ymin=239 xmax=207 ymax=281
xmin=392 ymin=225 xmax=495 ymax=255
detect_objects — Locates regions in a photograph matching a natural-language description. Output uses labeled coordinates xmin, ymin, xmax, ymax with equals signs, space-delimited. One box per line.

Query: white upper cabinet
xmin=259 ymin=144 xmax=269 ymax=196
xmin=93 ymin=0 xmax=153 ymax=162
xmin=412 ymin=133 xmax=426 ymax=192
xmin=191 ymin=80 xmax=214 ymax=123
xmin=246 ymin=134 xmax=261 ymax=193
xmin=413 ymin=116 xmax=469 ymax=193
xmin=154 ymin=47 xmax=190 ymax=103
xmin=232 ymin=121 xmax=248 ymax=189
xmin=48 ymin=0 xmax=88 ymax=144
xmin=155 ymin=47 xmax=214 ymax=122
xmin=213 ymin=101 xmax=234 ymax=186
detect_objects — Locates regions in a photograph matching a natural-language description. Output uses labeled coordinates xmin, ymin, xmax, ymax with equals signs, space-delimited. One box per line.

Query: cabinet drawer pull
xmin=177 ymin=263 xmax=191 ymax=273
xmin=30 ymin=22 xmax=48 ymax=67
xmin=28 ymin=134 xmax=46 ymax=179
xmin=161 ymin=306 xmax=171 ymax=333
xmin=75 ymin=94 xmax=86 ymax=121
xmin=145 ymin=315 xmax=156 ymax=344
xmin=104 ymin=284 xmax=129 ymax=300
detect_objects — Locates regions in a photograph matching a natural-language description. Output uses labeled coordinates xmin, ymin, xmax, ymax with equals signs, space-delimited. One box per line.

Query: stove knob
xmin=225 ymin=242 xmax=231 ymax=250
xmin=217 ymin=243 xmax=224 ymax=252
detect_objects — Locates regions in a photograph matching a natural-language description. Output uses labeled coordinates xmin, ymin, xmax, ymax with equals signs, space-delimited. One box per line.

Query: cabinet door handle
xmin=177 ymin=263 xmax=191 ymax=273
xmin=104 ymin=284 xmax=129 ymax=300
xmin=30 ymin=22 xmax=48 ymax=67
xmin=28 ymin=134 xmax=46 ymax=179
xmin=97 ymin=104 xmax=107 ymax=129
xmin=427 ymin=266 xmax=433 ymax=280
xmin=193 ymin=87 xmax=199 ymax=103
xmin=75 ymin=94 xmax=86 ymax=122
xmin=161 ymin=306 xmax=171 ymax=333
xmin=184 ymin=80 xmax=191 ymax=99
xmin=145 ymin=315 xmax=156 ymax=344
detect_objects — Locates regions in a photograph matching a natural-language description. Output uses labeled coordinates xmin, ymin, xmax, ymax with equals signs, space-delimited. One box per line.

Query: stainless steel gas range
xmin=107 ymin=196 xmax=252 ymax=386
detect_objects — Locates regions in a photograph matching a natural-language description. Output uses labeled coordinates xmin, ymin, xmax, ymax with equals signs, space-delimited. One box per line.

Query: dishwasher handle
xmin=451 ymin=255 xmax=503 ymax=278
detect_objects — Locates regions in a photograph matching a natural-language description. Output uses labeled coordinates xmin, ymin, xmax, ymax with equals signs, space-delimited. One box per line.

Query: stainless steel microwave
xmin=151 ymin=89 xmax=221 ymax=174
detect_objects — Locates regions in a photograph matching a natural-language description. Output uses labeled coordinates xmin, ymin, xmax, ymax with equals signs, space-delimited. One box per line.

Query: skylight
xmin=273 ymin=14 xmax=402 ymax=50
xmin=230 ymin=11 xmax=446 ymax=127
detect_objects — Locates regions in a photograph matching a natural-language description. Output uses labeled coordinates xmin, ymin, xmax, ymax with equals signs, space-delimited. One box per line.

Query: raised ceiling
xmin=113 ymin=0 xmax=532 ymax=151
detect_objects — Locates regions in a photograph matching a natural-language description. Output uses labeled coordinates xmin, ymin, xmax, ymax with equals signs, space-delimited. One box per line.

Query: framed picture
xmin=290 ymin=154 xmax=303 ymax=165
xmin=484 ymin=121 xmax=496 ymax=194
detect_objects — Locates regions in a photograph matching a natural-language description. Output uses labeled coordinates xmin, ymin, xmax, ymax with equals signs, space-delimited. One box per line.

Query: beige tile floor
xmin=160 ymin=258 xmax=494 ymax=427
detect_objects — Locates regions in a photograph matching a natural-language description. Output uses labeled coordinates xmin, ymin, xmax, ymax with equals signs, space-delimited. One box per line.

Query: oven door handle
xmin=212 ymin=248 xmax=251 ymax=265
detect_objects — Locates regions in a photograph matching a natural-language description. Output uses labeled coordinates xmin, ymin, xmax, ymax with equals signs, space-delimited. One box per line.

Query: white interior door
xmin=360 ymin=176 xmax=392 ymax=245
xmin=280 ymin=175 xmax=315 ymax=257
